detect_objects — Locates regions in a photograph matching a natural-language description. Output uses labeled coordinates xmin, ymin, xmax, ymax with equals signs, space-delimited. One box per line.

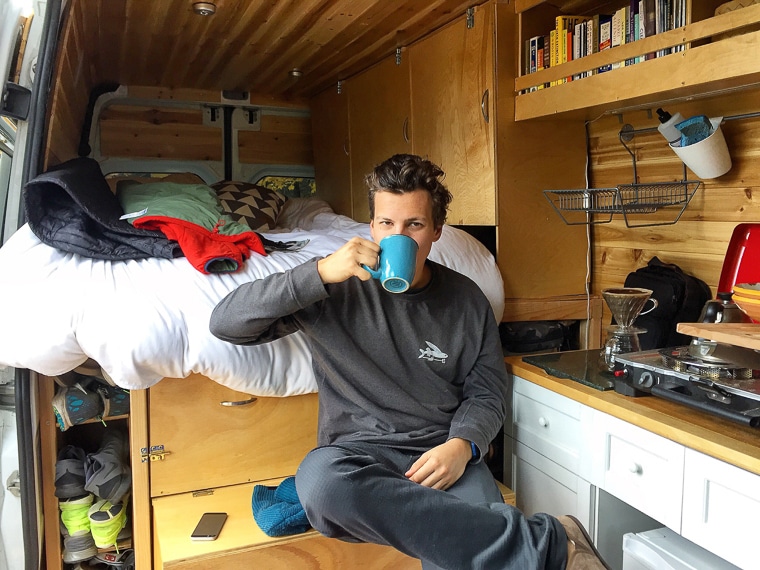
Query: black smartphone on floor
xmin=190 ymin=512 xmax=228 ymax=541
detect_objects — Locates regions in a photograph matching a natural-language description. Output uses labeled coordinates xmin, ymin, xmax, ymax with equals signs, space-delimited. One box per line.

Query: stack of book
xmin=523 ymin=0 xmax=687 ymax=89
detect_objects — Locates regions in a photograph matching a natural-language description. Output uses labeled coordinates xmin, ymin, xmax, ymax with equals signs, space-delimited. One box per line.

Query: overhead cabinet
xmin=311 ymin=2 xmax=591 ymax=300
xmin=314 ymin=7 xmax=495 ymax=226
xmin=348 ymin=56 xmax=413 ymax=222
xmin=310 ymin=87 xmax=352 ymax=216
xmin=409 ymin=6 xmax=496 ymax=226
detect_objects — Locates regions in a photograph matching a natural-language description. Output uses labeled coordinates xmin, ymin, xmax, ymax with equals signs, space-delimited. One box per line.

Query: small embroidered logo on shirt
xmin=418 ymin=341 xmax=448 ymax=363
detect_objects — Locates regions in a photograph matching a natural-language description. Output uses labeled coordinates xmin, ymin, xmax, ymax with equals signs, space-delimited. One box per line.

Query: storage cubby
xmin=38 ymin=377 xmax=133 ymax=570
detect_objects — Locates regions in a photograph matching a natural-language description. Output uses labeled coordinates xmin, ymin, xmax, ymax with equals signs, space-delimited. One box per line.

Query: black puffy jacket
xmin=23 ymin=157 xmax=181 ymax=260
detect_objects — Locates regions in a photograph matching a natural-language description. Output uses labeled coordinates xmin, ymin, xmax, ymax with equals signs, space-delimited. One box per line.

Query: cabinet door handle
xmin=220 ymin=396 xmax=257 ymax=407
xmin=481 ymin=89 xmax=489 ymax=124
xmin=628 ymin=462 xmax=642 ymax=474
xmin=343 ymin=138 xmax=349 ymax=156
xmin=403 ymin=117 xmax=410 ymax=143
xmin=537 ymin=416 xmax=548 ymax=427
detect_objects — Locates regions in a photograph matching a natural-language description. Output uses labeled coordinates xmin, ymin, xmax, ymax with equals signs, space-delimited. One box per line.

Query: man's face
xmin=370 ymin=189 xmax=442 ymax=289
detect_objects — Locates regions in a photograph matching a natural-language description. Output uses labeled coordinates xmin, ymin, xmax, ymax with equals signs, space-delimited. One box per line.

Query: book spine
xmin=644 ymin=0 xmax=656 ymax=59
xmin=549 ymin=29 xmax=558 ymax=86
xmin=626 ymin=1 xmax=637 ymax=66
xmin=586 ymin=20 xmax=594 ymax=76
xmin=611 ymin=8 xmax=623 ymax=69
xmin=598 ymin=15 xmax=613 ymax=73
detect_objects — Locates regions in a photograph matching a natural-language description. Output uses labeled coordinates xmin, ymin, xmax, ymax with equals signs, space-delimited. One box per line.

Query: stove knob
xmin=638 ymin=371 xmax=654 ymax=388
xmin=613 ymin=367 xmax=629 ymax=379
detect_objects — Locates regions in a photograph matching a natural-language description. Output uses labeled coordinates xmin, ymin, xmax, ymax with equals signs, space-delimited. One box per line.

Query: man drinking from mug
xmin=210 ymin=154 xmax=609 ymax=570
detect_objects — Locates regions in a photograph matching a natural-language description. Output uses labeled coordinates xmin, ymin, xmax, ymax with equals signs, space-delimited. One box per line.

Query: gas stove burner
xmin=659 ymin=347 xmax=756 ymax=380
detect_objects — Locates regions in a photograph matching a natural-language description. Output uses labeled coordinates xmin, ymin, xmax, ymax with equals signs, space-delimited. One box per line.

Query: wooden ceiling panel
xmin=77 ymin=0 xmax=485 ymax=98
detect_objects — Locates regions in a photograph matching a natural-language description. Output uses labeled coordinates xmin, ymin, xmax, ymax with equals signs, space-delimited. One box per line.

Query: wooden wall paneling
xmin=229 ymin=0 xmax=485 ymax=98
xmin=99 ymin=105 xmax=222 ymax=161
xmin=587 ymin=89 xmax=760 ymax=326
xmin=96 ymin=0 xmax=127 ymax=84
xmin=44 ymin=0 xmax=99 ymax=167
xmin=126 ymin=86 xmax=222 ymax=104
xmin=238 ymin=114 xmax=313 ymax=166
xmin=495 ymin=3 xmax=590 ymax=299
xmin=75 ymin=0 xmax=481 ymax=100
xmin=310 ymin=86 xmax=352 ymax=215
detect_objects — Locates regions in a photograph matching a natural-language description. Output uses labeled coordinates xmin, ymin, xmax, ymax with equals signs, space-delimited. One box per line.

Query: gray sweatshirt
xmin=210 ymin=259 xmax=508 ymax=456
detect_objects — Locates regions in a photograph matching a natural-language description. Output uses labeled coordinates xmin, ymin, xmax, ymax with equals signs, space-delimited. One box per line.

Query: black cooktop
xmin=522 ymin=349 xmax=614 ymax=391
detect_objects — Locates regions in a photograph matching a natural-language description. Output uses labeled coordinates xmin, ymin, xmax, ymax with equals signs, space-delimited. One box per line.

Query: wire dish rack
xmin=543 ymin=181 xmax=702 ymax=227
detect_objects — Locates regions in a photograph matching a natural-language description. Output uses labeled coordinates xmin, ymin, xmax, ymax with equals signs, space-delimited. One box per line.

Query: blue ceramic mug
xmin=363 ymin=234 xmax=419 ymax=293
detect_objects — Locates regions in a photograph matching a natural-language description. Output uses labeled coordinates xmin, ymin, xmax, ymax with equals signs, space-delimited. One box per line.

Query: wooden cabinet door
xmin=348 ymin=55 xmax=412 ymax=222
xmin=148 ymin=375 xmax=318 ymax=497
xmin=311 ymin=86 xmax=352 ymax=217
xmin=410 ymin=6 xmax=495 ymax=225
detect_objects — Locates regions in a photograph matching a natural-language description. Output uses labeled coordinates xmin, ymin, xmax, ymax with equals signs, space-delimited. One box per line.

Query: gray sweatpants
xmin=295 ymin=442 xmax=567 ymax=570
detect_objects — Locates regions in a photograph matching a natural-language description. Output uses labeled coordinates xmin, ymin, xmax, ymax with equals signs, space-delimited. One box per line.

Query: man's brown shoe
xmin=557 ymin=515 xmax=612 ymax=570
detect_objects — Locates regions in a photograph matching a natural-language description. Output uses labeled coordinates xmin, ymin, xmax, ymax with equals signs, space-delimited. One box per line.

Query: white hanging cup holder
xmin=669 ymin=117 xmax=732 ymax=179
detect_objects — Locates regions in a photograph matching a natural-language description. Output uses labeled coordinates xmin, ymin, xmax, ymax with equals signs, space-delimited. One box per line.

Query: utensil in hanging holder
xmin=669 ymin=116 xmax=732 ymax=179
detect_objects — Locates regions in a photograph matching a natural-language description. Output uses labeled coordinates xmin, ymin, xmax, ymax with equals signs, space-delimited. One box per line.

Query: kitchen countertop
xmin=521 ymin=349 xmax=614 ymax=391
xmin=505 ymin=352 xmax=760 ymax=476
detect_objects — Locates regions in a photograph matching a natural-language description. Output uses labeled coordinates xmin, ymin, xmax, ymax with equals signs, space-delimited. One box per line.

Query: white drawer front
xmin=593 ymin=413 xmax=684 ymax=531
xmin=681 ymin=449 xmax=760 ymax=570
xmin=512 ymin=439 xmax=593 ymax=531
xmin=513 ymin=377 xmax=585 ymax=472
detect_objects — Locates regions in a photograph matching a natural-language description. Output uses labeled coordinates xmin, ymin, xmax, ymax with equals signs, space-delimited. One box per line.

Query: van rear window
xmin=255 ymin=176 xmax=315 ymax=199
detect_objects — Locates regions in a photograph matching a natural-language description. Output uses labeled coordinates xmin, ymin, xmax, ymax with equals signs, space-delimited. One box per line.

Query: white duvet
xmin=0 ymin=200 xmax=504 ymax=396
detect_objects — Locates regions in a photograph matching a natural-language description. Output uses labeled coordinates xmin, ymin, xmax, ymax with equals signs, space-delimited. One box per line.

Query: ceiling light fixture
xmin=192 ymin=2 xmax=216 ymax=16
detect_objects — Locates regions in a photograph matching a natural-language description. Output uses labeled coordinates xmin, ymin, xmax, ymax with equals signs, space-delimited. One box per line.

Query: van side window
xmin=256 ymin=176 xmax=315 ymax=199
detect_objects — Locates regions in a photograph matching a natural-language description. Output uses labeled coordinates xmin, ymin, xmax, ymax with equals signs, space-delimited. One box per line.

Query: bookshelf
xmin=514 ymin=0 xmax=760 ymax=120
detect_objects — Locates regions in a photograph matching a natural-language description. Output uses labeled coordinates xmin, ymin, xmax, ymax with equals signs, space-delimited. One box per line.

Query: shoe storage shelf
xmin=39 ymin=377 xmax=133 ymax=570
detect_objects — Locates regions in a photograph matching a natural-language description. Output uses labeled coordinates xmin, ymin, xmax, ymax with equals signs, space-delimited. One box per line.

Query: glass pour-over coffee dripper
xmin=599 ymin=288 xmax=658 ymax=371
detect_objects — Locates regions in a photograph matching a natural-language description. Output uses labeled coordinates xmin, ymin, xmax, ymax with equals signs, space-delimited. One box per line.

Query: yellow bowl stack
xmin=732 ymin=283 xmax=760 ymax=322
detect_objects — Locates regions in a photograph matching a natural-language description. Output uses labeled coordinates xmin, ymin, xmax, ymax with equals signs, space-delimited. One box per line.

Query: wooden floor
xmin=152 ymin=478 xmax=515 ymax=569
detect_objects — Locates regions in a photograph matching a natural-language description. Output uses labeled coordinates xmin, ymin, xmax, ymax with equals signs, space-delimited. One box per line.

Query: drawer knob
xmin=538 ymin=416 xmax=548 ymax=427
xmin=628 ymin=462 xmax=642 ymax=474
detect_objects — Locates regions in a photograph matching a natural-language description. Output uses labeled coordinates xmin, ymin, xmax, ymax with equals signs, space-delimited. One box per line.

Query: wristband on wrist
xmin=470 ymin=441 xmax=479 ymax=460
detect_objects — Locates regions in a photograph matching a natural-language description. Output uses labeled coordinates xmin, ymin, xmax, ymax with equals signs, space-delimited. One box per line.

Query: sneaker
xmin=59 ymin=493 xmax=95 ymax=536
xmin=62 ymin=530 xmax=97 ymax=563
xmin=558 ymin=515 xmax=612 ymax=570
xmin=88 ymin=499 xmax=128 ymax=549
xmin=52 ymin=383 xmax=104 ymax=431
xmin=84 ymin=431 xmax=132 ymax=503
xmin=92 ymin=548 xmax=134 ymax=567
xmin=96 ymin=385 xmax=130 ymax=417
xmin=55 ymin=445 xmax=87 ymax=498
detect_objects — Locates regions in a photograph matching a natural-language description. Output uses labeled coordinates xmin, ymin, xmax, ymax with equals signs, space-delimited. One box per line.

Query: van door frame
xmin=7 ymin=1 xmax=62 ymax=569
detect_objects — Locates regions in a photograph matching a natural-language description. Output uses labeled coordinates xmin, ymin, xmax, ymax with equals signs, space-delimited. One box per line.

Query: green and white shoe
xmin=88 ymin=499 xmax=128 ymax=549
